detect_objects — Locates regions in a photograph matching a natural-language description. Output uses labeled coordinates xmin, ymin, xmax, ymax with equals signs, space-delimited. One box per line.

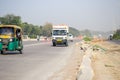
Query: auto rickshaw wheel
xmin=19 ymin=50 xmax=23 ymax=54
xmin=1 ymin=51 xmax=3 ymax=54
xmin=1 ymin=50 xmax=6 ymax=55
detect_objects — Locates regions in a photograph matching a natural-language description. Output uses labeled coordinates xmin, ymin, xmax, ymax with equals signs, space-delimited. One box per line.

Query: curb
xmin=76 ymin=43 xmax=94 ymax=80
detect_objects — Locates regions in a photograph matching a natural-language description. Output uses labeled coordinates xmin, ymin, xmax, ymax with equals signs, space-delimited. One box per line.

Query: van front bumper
xmin=52 ymin=39 xmax=67 ymax=44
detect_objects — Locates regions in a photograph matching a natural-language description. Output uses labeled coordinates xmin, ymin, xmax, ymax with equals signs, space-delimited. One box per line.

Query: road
xmin=0 ymin=40 xmax=77 ymax=80
xmin=108 ymin=40 xmax=120 ymax=44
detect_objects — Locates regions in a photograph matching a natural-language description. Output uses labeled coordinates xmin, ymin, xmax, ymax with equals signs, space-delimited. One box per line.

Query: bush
xmin=113 ymin=33 xmax=120 ymax=40
xmin=29 ymin=35 xmax=36 ymax=38
xmin=113 ymin=29 xmax=120 ymax=40
xmin=83 ymin=37 xmax=92 ymax=41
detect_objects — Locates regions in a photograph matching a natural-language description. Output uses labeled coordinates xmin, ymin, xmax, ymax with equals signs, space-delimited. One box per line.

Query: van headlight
xmin=63 ymin=37 xmax=67 ymax=39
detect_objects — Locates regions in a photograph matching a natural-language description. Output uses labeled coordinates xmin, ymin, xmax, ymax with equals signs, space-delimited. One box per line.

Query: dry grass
xmin=92 ymin=41 xmax=120 ymax=80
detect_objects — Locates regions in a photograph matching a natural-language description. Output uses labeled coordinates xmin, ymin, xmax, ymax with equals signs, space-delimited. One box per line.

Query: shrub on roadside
xmin=83 ymin=36 xmax=92 ymax=41
xmin=113 ymin=29 xmax=120 ymax=40
xmin=113 ymin=33 xmax=120 ymax=40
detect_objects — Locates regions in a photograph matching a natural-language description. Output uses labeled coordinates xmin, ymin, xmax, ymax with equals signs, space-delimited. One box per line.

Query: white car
xmin=68 ymin=33 xmax=73 ymax=42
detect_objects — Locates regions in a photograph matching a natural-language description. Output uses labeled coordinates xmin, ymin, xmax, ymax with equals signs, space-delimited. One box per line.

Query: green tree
xmin=69 ymin=27 xmax=80 ymax=36
xmin=22 ymin=22 xmax=32 ymax=36
xmin=39 ymin=26 xmax=43 ymax=36
xmin=22 ymin=22 xmax=42 ymax=38
xmin=42 ymin=23 xmax=52 ymax=37
xmin=113 ymin=29 xmax=120 ymax=39
xmin=0 ymin=14 xmax=22 ymax=26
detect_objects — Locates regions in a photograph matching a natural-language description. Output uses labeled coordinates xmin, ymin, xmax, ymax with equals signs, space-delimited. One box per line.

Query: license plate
xmin=57 ymin=39 xmax=62 ymax=42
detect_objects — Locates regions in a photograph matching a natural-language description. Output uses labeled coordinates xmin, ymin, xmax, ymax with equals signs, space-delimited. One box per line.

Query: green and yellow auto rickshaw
xmin=0 ymin=25 xmax=23 ymax=54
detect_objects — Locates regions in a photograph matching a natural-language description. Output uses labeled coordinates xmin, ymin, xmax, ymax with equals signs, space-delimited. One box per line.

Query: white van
xmin=52 ymin=25 xmax=69 ymax=46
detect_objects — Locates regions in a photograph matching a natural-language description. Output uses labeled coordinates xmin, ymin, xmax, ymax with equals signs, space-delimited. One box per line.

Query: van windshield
xmin=53 ymin=30 xmax=67 ymax=35
xmin=0 ymin=27 xmax=14 ymax=35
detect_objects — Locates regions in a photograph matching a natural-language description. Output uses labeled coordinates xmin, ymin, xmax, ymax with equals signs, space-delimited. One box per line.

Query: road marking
xmin=24 ymin=42 xmax=50 ymax=47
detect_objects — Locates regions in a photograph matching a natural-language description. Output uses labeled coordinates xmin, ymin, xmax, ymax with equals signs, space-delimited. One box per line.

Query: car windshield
xmin=0 ymin=27 xmax=14 ymax=35
xmin=53 ymin=30 xmax=67 ymax=35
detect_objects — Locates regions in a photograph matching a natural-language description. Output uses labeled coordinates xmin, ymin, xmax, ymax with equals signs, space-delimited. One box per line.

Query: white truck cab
xmin=52 ymin=25 xmax=69 ymax=46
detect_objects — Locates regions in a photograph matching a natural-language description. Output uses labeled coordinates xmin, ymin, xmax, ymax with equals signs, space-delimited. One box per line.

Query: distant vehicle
xmin=109 ymin=34 xmax=113 ymax=40
xmin=37 ymin=35 xmax=40 ymax=41
xmin=0 ymin=25 xmax=23 ymax=54
xmin=52 ymin=24 xmax=69 ymax=46
xmin=68 ymin=33 xmax=73 ymax=42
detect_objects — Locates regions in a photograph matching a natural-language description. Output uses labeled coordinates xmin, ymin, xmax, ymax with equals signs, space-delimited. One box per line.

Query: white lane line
xmin=24 ymin=42 xmax=49 ymax=47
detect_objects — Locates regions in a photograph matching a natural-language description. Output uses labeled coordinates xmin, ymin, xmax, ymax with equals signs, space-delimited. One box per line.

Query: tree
xmin=39 ymin=26 xmax=43 ymax=36
xmin=80 ymin=29 xmax=92 ymax=37
xmin=42 ymin=23 xmax=52 ymax=37
xmin=69 ymin=27 xmax=80 ymax=36
xmin=113 ymin=29 xmax=120 ymax=39
xmin=0 ymin=14 xmax=22 ymax=26
xmin=22 ymin=22 xmax=32 ymax=35
xmin=22 ymin=22 xmax=42 ymax=38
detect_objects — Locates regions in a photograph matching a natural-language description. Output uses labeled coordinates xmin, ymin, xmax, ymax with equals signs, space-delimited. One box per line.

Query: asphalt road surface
xmin=0 ymin=40 xmax=77 ymax=80
xmin=109 ymin=40 xmax=120 ymax=44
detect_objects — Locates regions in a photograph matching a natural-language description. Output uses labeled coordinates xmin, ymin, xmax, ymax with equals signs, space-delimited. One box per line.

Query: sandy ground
xmin=91 ymin=41 xmax=120 ymax=80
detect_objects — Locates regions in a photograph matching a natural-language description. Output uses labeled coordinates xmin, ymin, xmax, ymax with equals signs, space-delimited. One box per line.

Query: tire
xmin=1 ymin=51 xmax=3 ymax=54
xmin=19 ymin=50 xmax=23 ymax=54
xmin=65 ymin=42 xmax=68 ymax=46
xmin=53 ymin=43 xmax=56 ymax=46
xmin=1 ymin=50 xmax=6 ymax=55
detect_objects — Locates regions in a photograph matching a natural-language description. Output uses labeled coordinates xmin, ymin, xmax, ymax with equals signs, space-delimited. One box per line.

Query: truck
xmin=52 ymin=24 xmax=69 ymax=46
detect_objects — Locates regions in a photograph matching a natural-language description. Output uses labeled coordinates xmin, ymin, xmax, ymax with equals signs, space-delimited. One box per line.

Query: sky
xmin=0 ymin=0 xmax=120 ymax=32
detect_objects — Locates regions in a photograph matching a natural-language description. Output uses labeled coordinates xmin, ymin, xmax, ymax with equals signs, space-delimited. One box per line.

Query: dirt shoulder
xmin=91 ymin=41 xmax=120 ymax=80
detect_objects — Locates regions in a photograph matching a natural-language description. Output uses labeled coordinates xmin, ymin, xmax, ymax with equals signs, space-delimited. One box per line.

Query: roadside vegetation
xmin=0 ymin=14 xmax=80 ymax=38
xmin=83 ymin=36 xmax=92 ymax=41
xmin=113 ymin=29 xmax=120 ymax=40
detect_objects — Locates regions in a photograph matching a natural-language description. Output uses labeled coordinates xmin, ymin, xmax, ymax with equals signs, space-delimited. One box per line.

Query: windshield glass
xmin=53 ymin=30 xmax=67 ymax=35
xmin=0 ymin=27 xmax=14 ymax=35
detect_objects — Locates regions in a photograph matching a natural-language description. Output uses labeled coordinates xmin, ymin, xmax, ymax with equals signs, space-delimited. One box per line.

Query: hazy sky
xmin=0 ymin=0 xmax=120 ymax=31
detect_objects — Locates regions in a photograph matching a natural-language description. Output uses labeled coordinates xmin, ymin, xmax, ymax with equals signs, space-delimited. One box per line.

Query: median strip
xmin=77 ymin=46 xmax=94 ymax=80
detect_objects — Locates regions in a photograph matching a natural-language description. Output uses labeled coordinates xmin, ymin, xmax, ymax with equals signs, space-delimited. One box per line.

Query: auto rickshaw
xmin=0 ymin=25 xmax=23 ymax=54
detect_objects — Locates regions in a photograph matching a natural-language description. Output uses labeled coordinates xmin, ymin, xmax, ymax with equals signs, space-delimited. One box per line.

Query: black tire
xmin=53 ymin=43 xmax=56 ymax=46
xmin=65 ymin=42 xmax=68 ymax=46
xmin=19 ymin=50 xmax=23 ymax=54
xmin=1 ymin=50 xmax=6 ymax=55
xmin=1 ymin=51 xmax=3 ymax=54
